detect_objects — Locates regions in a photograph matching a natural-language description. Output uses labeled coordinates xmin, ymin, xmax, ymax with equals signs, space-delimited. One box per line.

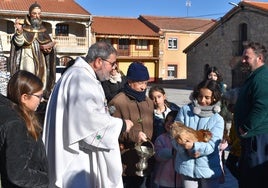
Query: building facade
xmin=91 ymin=16 xmax=160 ymax=81
xmin=0 ymin=0 xmax=214 ymax=85
xmin=184 ymin=1 xmax=268 ymax=88
xmin=139 ymin=15 xmax=214 ymax=81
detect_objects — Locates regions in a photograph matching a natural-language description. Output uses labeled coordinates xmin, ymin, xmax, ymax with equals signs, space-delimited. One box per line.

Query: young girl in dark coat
xmin=0 ymin=70 xmax=48 ymax=188
xmin=149 ymin=86 xmax=180 ymax=142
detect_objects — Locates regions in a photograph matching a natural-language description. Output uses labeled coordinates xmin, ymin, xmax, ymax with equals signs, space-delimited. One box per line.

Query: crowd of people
xmin=1 ymin=3 xmax=268 ymax=188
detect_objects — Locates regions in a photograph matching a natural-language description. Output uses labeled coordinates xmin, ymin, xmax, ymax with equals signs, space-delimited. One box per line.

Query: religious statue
xmin=9 ymin=2 xmax=56 ymax=99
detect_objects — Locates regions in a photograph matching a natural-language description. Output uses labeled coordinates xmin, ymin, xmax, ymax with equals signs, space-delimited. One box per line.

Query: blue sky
xmin=76 ymin=0 xmax=268 ymax=19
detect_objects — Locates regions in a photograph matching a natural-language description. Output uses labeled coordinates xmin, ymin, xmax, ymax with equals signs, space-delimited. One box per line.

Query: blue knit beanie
xmin=127 ymin=62 xmax=149 ymax=81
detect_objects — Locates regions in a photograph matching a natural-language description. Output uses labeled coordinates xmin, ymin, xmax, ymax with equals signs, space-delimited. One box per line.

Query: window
xmin=118 ymin=39 xmax=129 ymax=50
xmin=168 ymin=38 xmax=178 ymax=49
xmin=167 ymin=65 xmax=177 ymax=78
xmin=238 ymin=23 xmax=247 ymax=55
xmin=136 ymin=39 xmax=148 ymax=50
xmin=56 ymin=24 xmax=69 ymax=36
xmin=7 ymin=21 xmax=14 ymax=34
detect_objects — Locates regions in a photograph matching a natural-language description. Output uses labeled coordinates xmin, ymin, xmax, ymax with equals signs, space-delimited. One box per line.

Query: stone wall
xmin=186 ymin=9 xmax=268 ymax=89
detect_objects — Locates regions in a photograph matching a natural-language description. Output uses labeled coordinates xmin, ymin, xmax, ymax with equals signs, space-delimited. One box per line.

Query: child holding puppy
xmin=173 ymin=79 xmax=224 ymax=188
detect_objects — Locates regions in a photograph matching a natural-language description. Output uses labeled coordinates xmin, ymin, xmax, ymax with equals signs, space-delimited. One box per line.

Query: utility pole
xmin=186 ymin=0 xmax=191 ymax=17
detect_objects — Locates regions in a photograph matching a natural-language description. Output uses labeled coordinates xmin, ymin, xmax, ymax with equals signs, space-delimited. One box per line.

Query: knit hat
xmin=127 ymin=62 xmax=149 ymax=81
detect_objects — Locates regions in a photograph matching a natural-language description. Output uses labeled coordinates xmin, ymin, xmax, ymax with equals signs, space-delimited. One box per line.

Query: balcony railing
xmin=1 ymin=34 xmax=158 ymax=57
xmin=0 ymin=34 xmax=88 ymax=53
xmin=117 ymin=48 xmax=159 ymax=58
xmin=1 ymin=34 xmax=12 ymax=52
xmin=54 ymin=36 xmax=88 ymax=53
xmin=54 ymin=36 xmax=87 ymax=47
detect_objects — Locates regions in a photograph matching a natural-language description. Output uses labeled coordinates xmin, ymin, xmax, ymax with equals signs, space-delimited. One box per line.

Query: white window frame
xmin=168 ymin=38 xmax=178 ymax=49
xmin=167 ymin=65 xmax=177 ymax=78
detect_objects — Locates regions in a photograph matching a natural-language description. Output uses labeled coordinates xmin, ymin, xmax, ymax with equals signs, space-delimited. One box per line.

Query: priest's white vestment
xmin=42 ymin=57 xmax=123 ymax=188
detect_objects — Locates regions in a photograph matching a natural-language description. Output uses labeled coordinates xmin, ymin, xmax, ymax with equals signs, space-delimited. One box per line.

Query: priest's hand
xmin=138 ymin=131 xmax=147 ymax=142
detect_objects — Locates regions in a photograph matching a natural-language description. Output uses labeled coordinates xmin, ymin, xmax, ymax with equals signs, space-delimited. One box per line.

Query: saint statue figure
xmin=9 ymin=2 xmax=56 ymax=99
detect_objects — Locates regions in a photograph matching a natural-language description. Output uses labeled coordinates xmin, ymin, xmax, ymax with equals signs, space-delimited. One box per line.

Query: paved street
xmin=162 ymin=87 xmax=238 ymax=188
xmin=160 ymin=87 xmax=191 ymax=107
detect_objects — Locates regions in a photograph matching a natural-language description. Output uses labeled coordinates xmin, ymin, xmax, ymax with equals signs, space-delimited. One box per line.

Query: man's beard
xmin=241 ymin=62 xmax=251 ymax=72
xmin=95 ymin=66 xmax=111 ymax=82
xmin=30 ymin=18 xmax=42 ymax=30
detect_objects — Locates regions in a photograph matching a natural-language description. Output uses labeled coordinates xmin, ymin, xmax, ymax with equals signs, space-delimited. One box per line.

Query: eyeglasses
xmin=101 ymin=58 xmax=117 ymax=68
xmin=30 ymin=94 xmax=43 ymax=100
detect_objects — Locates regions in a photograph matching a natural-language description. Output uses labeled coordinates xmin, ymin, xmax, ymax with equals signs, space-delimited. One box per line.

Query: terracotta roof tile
xmin=0 ymin=0 xmax=90 ymax=15
xmin=92 ymin=16 xmax=159 ymax=37
xmin=244 ymin=1 xmax=268 ymax=11
xmin=140 ymin=15 xmax=215 ymax=33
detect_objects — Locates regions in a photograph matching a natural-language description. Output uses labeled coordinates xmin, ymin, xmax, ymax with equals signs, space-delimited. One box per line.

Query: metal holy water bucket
xmin=134 ymin=139 xmax=155 ymax=177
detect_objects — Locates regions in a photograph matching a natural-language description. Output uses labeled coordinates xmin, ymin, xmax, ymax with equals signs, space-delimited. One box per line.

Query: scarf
xmin=123 ymin=83 xmax=146 ymax=102
xmin=192 ymin=100 xmax=221 ymax=117
xmin=109 ymin=72 xmax=122 ymax=84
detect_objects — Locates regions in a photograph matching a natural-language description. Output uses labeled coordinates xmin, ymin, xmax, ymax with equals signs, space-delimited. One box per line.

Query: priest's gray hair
xmin=85 ymin=41 xmax=117 ymax=63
